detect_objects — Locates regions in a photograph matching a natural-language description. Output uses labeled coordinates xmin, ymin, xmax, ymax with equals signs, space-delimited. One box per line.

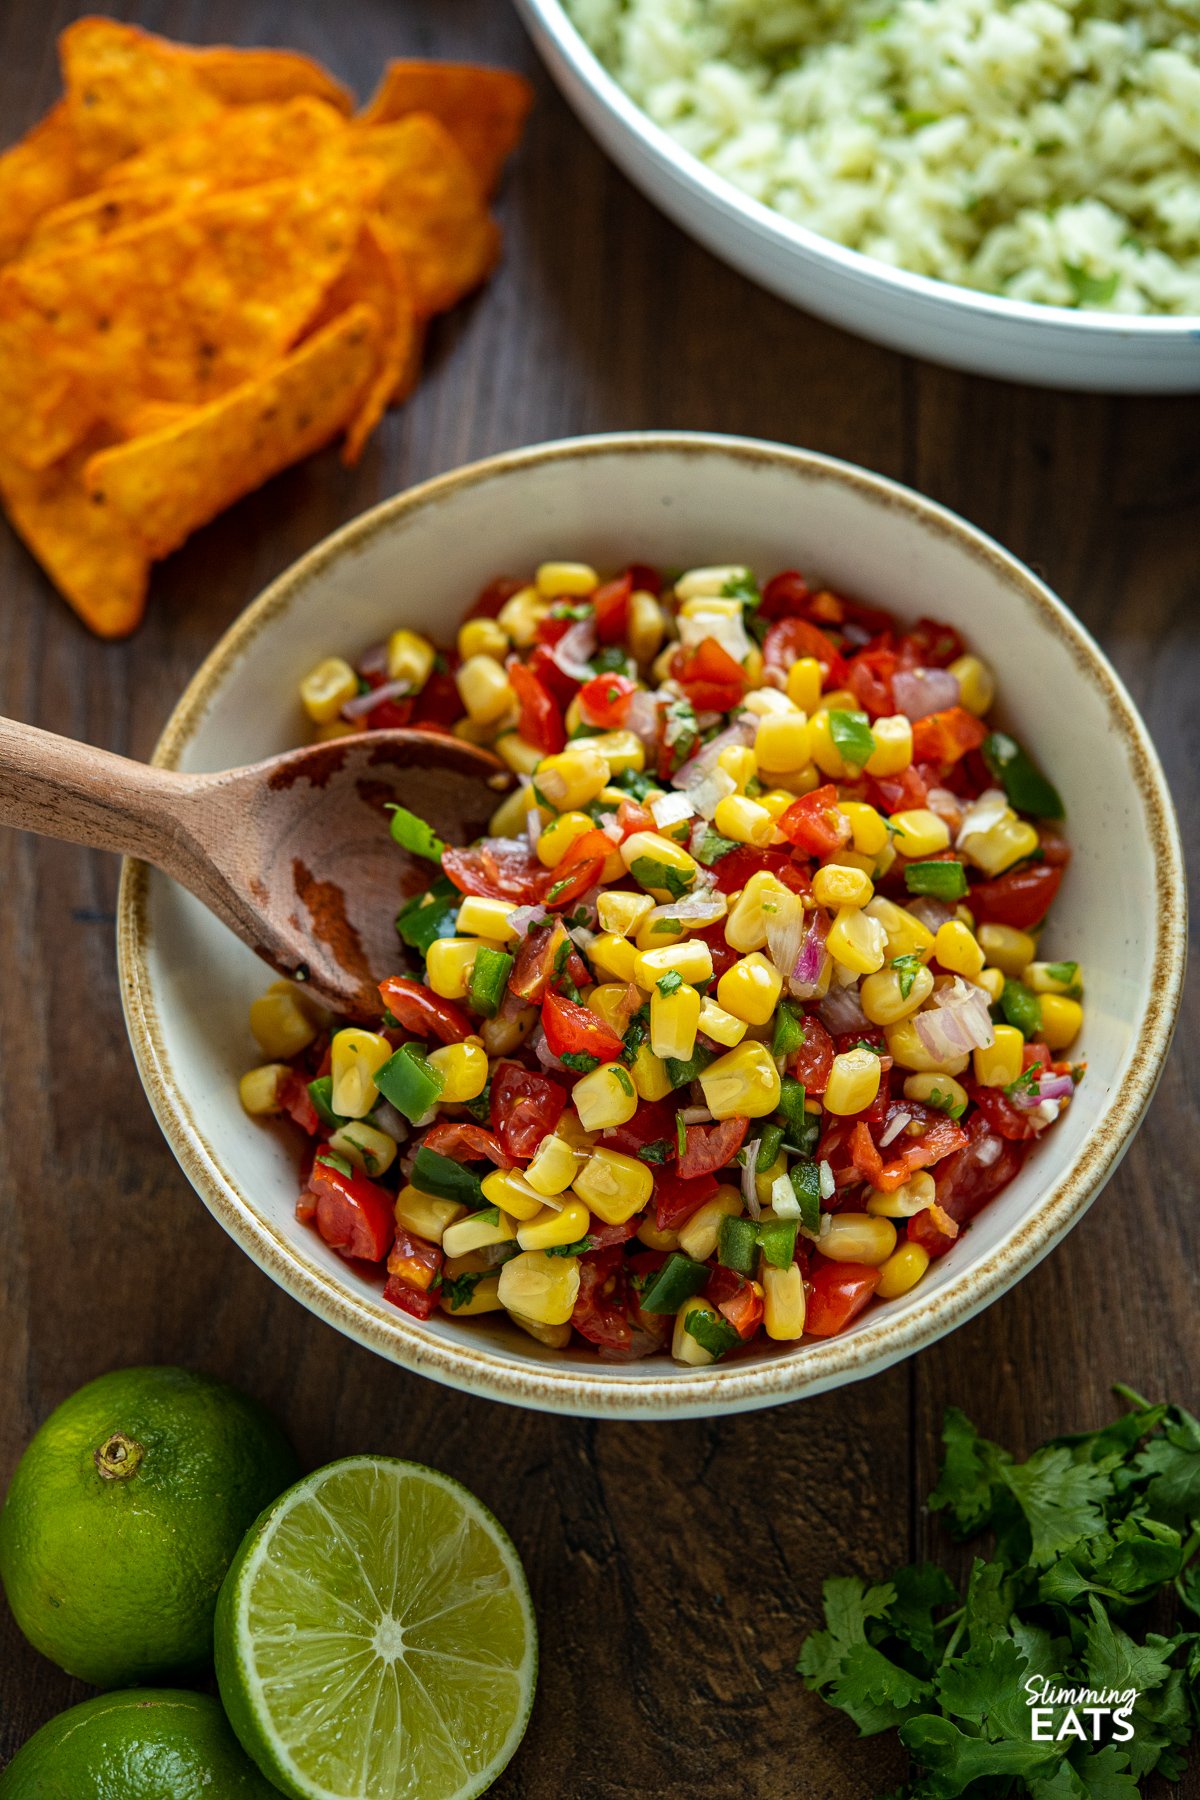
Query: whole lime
xmin=0 ymin=1689 xmax=280 ymax=1798
xmin=0 ymin=1367 xmax=298 ymax=1688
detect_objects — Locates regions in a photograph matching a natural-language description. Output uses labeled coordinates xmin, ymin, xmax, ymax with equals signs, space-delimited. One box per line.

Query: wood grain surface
xmin=0 ymin=3 xmax=1196 ymax=1795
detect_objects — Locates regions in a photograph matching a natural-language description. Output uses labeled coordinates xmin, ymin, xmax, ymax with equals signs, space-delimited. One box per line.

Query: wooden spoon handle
xmin=0 ymin=715 xmax=201 ymax=869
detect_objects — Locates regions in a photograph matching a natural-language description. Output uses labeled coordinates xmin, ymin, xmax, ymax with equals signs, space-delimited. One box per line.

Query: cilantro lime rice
xmin=564 ymin=0 xmax=1200 ymax=314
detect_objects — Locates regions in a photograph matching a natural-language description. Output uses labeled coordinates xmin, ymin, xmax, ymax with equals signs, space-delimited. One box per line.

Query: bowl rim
xmin=515 ymin=0 xmax=1200 ymax=341
xmin=117 ymin=430 xmax=1187 ymax=1418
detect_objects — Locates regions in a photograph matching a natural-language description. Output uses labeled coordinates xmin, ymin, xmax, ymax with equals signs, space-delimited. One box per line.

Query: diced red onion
xmin=925 ymin=787 xmax=964 ymax=833
xmin=818 ymin=982 xmax=868 ymax=1036
xmin=358 ymin=641 xmax=389 ymax=676
xmin=526 ymin=810 xmax=542 ymax=850
xmin=342 ymin=677 xmax=409 ymax=719
xmin=787 ymin=911 xmax=829 ymax=1000
xmin=879 ymin=1110 xmax=912 ymax=1147
xmin=1012 ymin=1070 xmax=1076 ymax=1111
xmin=625 ymin=687 xmax=661 ymax=750
xmin=509 ymin=904 xmax=548 ymax=935
xmin=532 ymin=1027 xmax=569 ymax=1074
xmin=651 ymin=791 xmax=695 ymax=831
xmin=741 ymin=1140 xmax=762 ymax=1218
xmin=893 ymin=667 xmax=959 ymax=720
xmin=369 ymin=1100 xmax=410 ymax=1144
xmin=678 ymin=1105 xmax=713 ymax=1124
xmin=818 ymin=1161 xmax=836 ymax=1201
xmin=674 ymin=715 xmax=755 ymax=786
xmin=913 ymin=977 xmax=995 ymax=1061
xmin=906 ymin=895 xmax=955 ymax=934
xmin=759 ymin=888 xmax=803 ymax=988
xmin=546 ymin=619 xmax=597 ymax=682
xmin=644 ymin=887 xmax=727 ymax=931
xmin=599 ymin=815 xmax=624 ymax=844
xmin=680 ymin=762 xmax=736 ymax=822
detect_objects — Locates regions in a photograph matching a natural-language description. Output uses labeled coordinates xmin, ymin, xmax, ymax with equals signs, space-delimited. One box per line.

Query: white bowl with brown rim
xmin=118 ymin=432 xmax=1186 ymax=1418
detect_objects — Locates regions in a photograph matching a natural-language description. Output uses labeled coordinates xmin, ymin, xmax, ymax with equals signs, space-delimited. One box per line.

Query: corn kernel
xmin=821 ymin=1212 xmax=896 ymax=1265
xmin=762 ymin=1262 xmax=807 ymax=1340
xmin=440 ymin=1273 xmax=505 ymax=1316
xmin=493 ymin=733 xmax=543 ymax=776
xmin=960 ymin=811 xmax=1040 ymax=877
xmin=866 ymin=1171 xmax=937 ymax=1218
xmin=536 ymin=810 xmax=593 ymax=868
xmin=440 ymin=1208 xmax=516 ymax=1258
xmin=455 ymin=896 xmax=519 ymax=942
xmin=425 ymin=937 xmax=478 ymax=1000
xmin=426 ymin=1038 xmax=488 ymax=1103
xmin=755 ymin=1150 xmax=787 ymax=1209
xmin=824 ymin=1048 xmax=883 ymax=1117
xmin=620 ymin=831 xmax=700 ymax=901
xmin=239 ymin=1063 xmax=288 ymax=1116
xmin=569 ymin=730 xmax=645 ymax=776
xmin=876 ymin=1242 xmax=931 ymax=1299
xmin=714 ymin=745 xmax=756 ymax=794
xmin=508 ymin=1312 xmax=573 ymax=1348
xmin=650 ymin=982 xmax=702 ymax=1062
xmin=973 ymin=1023 xmax=1024 ymax=1088
xmin=714 ymin=794 xmax=775 ymax=848
xmin=807 ymin=710 xmax=851 ymax=779
xmin=635 ymin=940 xmax=713 ymax=989
xmin=864 ymin=897 xmax=936 ymax=959
xmin=536 ymin=560 xmax=598 ymax=598
xmin=976 ymin=966 xmax=1005 ymax=1003
xmin=902 ymin=1074 xmax=969 ymax=1116
xmin=629 ymin=590 xmax=666 ymax=663
xmin=585 ymin=985 xmax=633 ymax=1038
xmin=889 ymin=808 xmax=951 ymax=858
xmin=933 ymin=919 xmax=985 ymax=980
xmin=827 ymin=906 xmax=887 ymax=976
xmin=588 ymin=932 xmax=638 ymax=983
xmin=724 ymin=870 xmax=790 ymax=953
xmin=757 ymin=790 xmax=796 ymax=823
xmin=742 ymin=688 xmax=799 ymax=719
xmin=574 ymin=1146 xmax=654 ymax=1224
xmin=976 ymin=924 xmax=1037 ymax=979
xmin=497 ymin=586 xmax=549 ymax=646
xmin=676 ymin=565 xmax=749 ymax=600
xmin=518 ymin=1197 xmax=591 ymax=1251
xmin=330 ymin=1028 xmax=392 ymax=1118
xmin=480 ymin=1168 xmax=545 ymax=1222
xmin=629 ymin=1043 xmax=674 ymax=1102
xmin=328 ymin=1120 xmax=398 ymax=1180
xmin=299 ymin=656 xmax=358 ymax=724
xmin=677 ymin=1186 xmax=743 ymax=1261
xmin=865 ymin=715 xmax=913 ymax=777
xmin=812 ymin=863 xmax=874 ymax=909
xmin=637 ymin=1218 xmax=680 ymax=1252
xmin=786 ymin=657 xmax=823 ymax=712
xmin=1025 ymin=960 xmax=1084 ymax=997
xmin=1039 ymin=995 xmax=1083 ymax=1050
xmin=699 ymin=1042 xmax=781 ymax=1120
xmin=249 ymin=990 xmax=317 ymax=1060
xmin=534 ymin=748 xmax=606 ymax=813
xmin=524 ymin=1135 xmax=581 ymax=1198
xmin=394 ymin=1184 xmax=464 ymax=1244
xmin=884 ymin=1017 xmax=969 ymax=1076
xmin=458 ymin=616 xmax=509 ymax=662
xmin=498 ymin=1249 xmax=580 ymax=1325
xmin=716 ymin=953 xmax=783 ymax=1026
xmin=314 ymin=719 xmax=359 ymax=741
xmin=860 ymin=962 xmax=935 ymax=1025
xmin=837 ymin=801 xmax=888 ymax=857
xmin=597 ymin=889 xmax=655 ymax=937
xmin=698 ymin=996 xmax=747 ymax=1048
xmin=947 ymin=653 xmax=995 ymax=716
xmin=671 ymin=1299 xmax=723 ymax=1365
xmin=385 ymin=629 xmax=434 ymax=690
xmin=755 ymin=712 xmax=811 ymax=774
xmin=456 ymin=654 xmax=514 ymax=725
xmin=571 ymin=1063 xmax=639 ymax=1132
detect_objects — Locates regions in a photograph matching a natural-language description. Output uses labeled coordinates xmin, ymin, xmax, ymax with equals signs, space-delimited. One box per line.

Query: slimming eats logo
xmin=1024 ymin=1675 xmax=1138 ymax=1744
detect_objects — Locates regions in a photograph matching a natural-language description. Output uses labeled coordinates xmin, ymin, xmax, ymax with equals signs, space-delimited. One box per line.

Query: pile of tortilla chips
xmin=0 ymin=18 xmax=532 ymax=637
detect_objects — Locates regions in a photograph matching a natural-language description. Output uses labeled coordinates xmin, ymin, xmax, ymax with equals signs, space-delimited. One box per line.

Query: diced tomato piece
xmin=490 ymin=1064 xmax=567 ymax=1161
xmin=705 ymin=1266 xmax=764 ymax=1340
xmin=593 ymin=572 xmax=633 ymax=643
xmin=571 ymin=1247 xmax=633 ymax=1356
xmin=421 ymin=1121 xmax=512 ymax=1166
xmin=295 ymin=1189 xmax=317 ymax=1223
xmin=967 ymin=1084 xmax=1041 ymax=1142
xmin=466 ymin=576 xmax=523 ymax=621
xmin=670 ymin=636 xmax=747 ymax=713
xmin=278 ymin=1069 xmax=320 ymax=1136
xmin=411 ymin=668 xmax=462 ymax=729
xmin=654 ymin=1167 xmax=719 ymax=1231
xmin=865 ymin=764 xmax=929 ymax=814
xmin=526 ymin=642 xmax=581 ymax=710
xmin=970 ymin=862 xmax=1063 ymax=930
xmin=804 ymin=1259 xmax=881 ymax=1336
xmin=442 ymin=841 xmax=552 ymax=905
xmin=614 ymin=797 xmax=656 ymax=839
xmin=508 ymin=922 xmax=588 ymax=1004
xmin=789 ymin=1016 xmax=834 ymax=1095
xmin=509 ymin=661 xmax=566 ymax=755
xmin=907 ymin=1113 xmax=1028 ymax=1257
xmin=897 ymin=618 xmax=964 ymax=669
xmin=544 ymin=829 xmax=611 ymax=909
xmin=778 ymin=785 xmax=852 ymax=857
xmin=708 ymin=844 xmax=812 ymax=898
xmin=759 ymin=570 xmax=810 ymax=620
xmin=379 ymin=976 xmax=473 ymax=1045
xmin=911 ymin=706 xmax=987 ymax=768
xmin=387 ymin=1228 xmax=443 ymax=1291
xmin=677 ymin=1115 xmax=748 ymax=1180
xmin=1038 ymin=829 xmax=1072 ymax=868
xmin=578 ymin=672 xmax=637 ymax=730
xmin=846 ymin=648 xmax=896 ymax=719
xmin=848 ymin=1114 xmax=968 ymax=1191
xmin=600 ymin=1098 xmax=677 ymax=1161
xmin=308 ymin=1161 xmax=394 ymax=1262
xmin=542 ymin=990 xmax=625 ymax=1062
xmin=383 ymin=1276 xmax=440 ymax=1319
xmin=763 ymin=617 xmax=847 ymax=685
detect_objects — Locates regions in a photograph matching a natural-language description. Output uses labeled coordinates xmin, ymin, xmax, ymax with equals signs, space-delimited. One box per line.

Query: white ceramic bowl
xmin=118 ymin=433 xmax=1186 ymax=1418
xmin=514 ymin=0 xmax=1200 ymax=394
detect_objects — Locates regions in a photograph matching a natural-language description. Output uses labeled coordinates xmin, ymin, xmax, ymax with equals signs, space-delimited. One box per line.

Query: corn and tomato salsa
xmin=241 ymin=560 xmax=1083 ymax=1364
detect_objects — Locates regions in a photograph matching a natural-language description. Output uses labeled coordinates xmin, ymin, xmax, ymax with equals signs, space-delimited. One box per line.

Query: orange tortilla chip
xmin=60 ymin=18 xmax=225 ymax=180
xmin=0 ymin=102 xmax=82 ymax=264
xmin=100 ymin=96 xmax=347 ymax=194
xmin=309 ymin=220 xmax=419 ymax=464
xmin=0 ymin=175 xmax=364 ymax=469
xmin=25 ymin=177 xmax=208 ymax=260
xmin=83 ymin=303 xmax=382 ymax=560
xmin=0 ymin=433 xmax=149 ymax=638
xmin=359 ymin=62 xmax=532 ymax=195
xmin=182 ymin=44 xmax=353 ymax=115
xmin=349 ymin=116 xmax=500 ymax=315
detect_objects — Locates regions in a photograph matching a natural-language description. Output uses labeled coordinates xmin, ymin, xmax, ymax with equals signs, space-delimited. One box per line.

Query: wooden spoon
xmin=0 ymin=717 xmax=514 ymax=1018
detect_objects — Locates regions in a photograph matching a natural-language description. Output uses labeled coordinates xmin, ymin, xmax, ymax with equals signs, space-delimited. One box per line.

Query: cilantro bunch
xmin=799 ymin=1387 xmax=1200 ymax=1797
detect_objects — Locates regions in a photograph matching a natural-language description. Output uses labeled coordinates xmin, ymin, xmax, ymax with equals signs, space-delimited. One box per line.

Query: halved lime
xmin=214 ymin=1458 xmax=537 ymax=1800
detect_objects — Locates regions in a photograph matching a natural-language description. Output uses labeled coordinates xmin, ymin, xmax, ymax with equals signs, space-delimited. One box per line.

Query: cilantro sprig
xmin=799 ymin=1387 xmax=1200 ymax=1796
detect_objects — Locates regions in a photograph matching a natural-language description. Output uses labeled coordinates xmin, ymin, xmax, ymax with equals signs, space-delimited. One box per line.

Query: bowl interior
xmin=123 ymin=436 xmax=1183 ymax=1415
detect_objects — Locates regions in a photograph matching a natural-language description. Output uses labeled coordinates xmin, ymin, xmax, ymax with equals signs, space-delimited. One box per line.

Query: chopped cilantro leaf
xmin=657 ymin=969 xmax=684 ymax=997
xmin=441 ymin=1272 xmax=482 ymax=1311
xmin=560 ymin=1051 xmax=600 ymax=1074
xmin=695 ymin=827 xmax=740 ymax=866
xmin=630 ymin=856 xmax=692 ymax=901
xmin=546 ymin=1237 xmax=594 ymax=1257
xmin=828 ymin=709 xmax=875 ymax=770
xmin=891 ymin=952 xmax=925 ymax=1002
xmin=314 ymin=1149 xmax=352 ymax=1180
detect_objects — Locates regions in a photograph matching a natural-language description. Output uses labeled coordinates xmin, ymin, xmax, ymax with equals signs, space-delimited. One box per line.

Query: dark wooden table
xmin=1 ymin=2 xmax=1196 ymax=1794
